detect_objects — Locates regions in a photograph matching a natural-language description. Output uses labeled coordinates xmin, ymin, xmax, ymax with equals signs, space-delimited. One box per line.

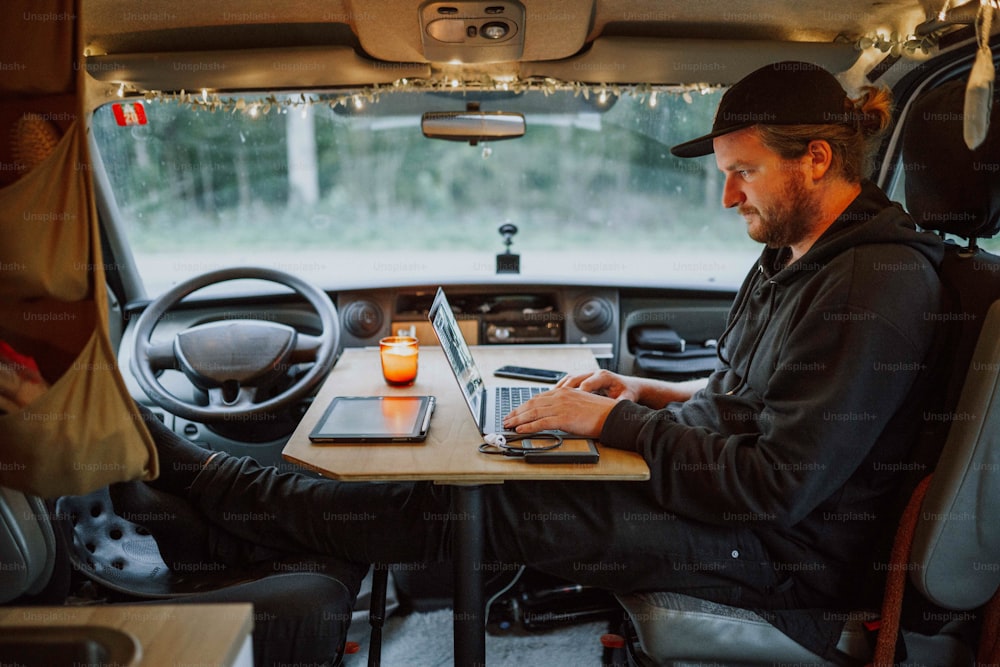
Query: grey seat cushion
xmin=617 ymin=591 xmax=872 ymax=667
xmin=0 ymin=486 xmax=56 ymax=602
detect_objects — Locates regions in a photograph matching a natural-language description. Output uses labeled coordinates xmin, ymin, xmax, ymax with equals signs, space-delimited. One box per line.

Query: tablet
xmin=308 ymin=395 xmax=435 ymax=443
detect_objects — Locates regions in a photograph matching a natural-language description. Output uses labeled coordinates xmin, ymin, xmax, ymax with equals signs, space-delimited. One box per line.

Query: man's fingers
xmin=503 ymin=392 xmax=557 ymax=428
xmin=555 ymin=372 xmax=589 ymax=389
xmin=576 ymin=376 xmax=606 ymax=393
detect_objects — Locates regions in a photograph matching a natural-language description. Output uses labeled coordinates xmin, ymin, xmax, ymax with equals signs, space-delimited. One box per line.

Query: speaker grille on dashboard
xmin=572 ymin=296 xmax=614 ymax=334
xmin=342 ymin=300 xmax=384 ymax=338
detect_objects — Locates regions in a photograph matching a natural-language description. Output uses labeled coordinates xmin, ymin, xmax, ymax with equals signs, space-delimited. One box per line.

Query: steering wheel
xmin=131 ymin=267 xmax=339 ymax=422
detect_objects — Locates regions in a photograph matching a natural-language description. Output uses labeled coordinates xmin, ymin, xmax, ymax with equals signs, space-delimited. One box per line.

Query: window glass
xmin=91 ymin=89 xmax=760 ymax=295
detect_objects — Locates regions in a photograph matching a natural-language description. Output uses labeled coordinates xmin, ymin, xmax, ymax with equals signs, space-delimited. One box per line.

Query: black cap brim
xmin=669 ymin=122 xmax=754 ymax=158
xmin=669 ymin=61 xmax=850 ymax=159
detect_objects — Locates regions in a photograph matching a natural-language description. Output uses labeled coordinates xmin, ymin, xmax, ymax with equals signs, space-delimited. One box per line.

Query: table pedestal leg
xmin=453 ymin=484 xmax=486 ymax=666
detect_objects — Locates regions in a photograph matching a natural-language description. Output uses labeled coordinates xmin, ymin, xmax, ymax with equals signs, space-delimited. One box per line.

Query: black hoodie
xmin=601 ymin=182 xmax=944 ymax=624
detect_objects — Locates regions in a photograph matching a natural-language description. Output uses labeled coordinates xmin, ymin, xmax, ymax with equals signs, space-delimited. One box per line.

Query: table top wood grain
xmin=283 ymin=346 xmax=650 ymax=484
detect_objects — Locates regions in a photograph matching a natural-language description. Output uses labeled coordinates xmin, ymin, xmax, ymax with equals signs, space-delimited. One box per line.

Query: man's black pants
xmin=188 ymin=455 xmax=820 ymax=611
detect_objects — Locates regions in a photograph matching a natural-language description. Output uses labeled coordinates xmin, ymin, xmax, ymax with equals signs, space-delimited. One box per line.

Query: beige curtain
xmin=0 ymin=0 xmax=157 ymax=498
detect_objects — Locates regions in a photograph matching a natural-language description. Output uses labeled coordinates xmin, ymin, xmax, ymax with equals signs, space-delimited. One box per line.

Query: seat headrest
xmin=902 ymin=80 xmax=1000 ymax=239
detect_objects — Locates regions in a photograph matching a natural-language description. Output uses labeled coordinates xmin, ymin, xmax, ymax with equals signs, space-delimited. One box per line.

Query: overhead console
xmin=337 ymin=287 xmax=619 ymax=365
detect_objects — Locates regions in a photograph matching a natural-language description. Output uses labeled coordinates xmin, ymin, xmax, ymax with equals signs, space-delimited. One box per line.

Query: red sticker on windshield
xmin=112 ymin=102 xmax=147 ymax=127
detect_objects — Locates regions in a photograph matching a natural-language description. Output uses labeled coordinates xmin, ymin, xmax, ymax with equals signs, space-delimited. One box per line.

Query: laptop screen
xmin=429 ymin=288 xmax=485 ymax=425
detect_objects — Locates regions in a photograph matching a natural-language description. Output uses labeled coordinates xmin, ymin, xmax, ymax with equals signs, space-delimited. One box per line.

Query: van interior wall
xmin=0 ymin=0 xmax=77 ymax=189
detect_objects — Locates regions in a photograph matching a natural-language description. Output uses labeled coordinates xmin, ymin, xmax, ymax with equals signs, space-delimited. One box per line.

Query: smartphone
xmin=493 ymin=365 xmax=567 ymax=384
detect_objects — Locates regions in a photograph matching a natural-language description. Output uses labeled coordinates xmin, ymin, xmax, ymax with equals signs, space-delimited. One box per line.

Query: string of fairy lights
xmin=112 ymin=77 xmax=721 ymax=116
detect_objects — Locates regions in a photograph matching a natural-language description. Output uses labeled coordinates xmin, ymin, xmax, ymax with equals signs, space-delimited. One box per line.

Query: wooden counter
xmin=0 ymin=603 xmax=253 ymax=666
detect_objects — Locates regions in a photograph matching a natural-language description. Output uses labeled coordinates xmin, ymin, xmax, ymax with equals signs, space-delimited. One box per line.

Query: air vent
xmin=573 ymin=296 xmax=614 ymax=335
xmin=342 ymin=300 xmax=384 ymax=338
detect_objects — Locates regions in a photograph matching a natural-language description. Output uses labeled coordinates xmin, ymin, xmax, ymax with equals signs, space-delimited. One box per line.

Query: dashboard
xmin=337 ymin=284 xmax=732 ymax=367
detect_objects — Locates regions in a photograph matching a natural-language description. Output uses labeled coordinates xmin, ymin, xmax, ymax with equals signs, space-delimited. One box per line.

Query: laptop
xmin=428 ymin=287 xmax=551 ymax=436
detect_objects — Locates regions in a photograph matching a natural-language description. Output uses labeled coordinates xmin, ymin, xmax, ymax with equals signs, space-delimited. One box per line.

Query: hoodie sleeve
xmin=599 ymin=246 xmax=942 ymax=529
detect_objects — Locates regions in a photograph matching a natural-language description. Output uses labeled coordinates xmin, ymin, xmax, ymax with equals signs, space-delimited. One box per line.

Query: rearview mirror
xmin=421 ymin=110 xmax=525 ymax=144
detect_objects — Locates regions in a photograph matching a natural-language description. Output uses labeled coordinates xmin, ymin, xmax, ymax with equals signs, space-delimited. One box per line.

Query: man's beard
xmin=739 ymin=175 xmax=822 ymax=250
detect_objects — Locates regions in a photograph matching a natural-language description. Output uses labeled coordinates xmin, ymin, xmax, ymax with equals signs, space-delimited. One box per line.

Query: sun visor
xmin=520 ymin=38 xmax=861 ymax=85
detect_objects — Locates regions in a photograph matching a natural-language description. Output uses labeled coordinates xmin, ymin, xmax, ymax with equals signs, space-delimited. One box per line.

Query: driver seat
xmin=0 ymin=489 xmax=363 ymax=667
xmin=52 ymin=486 xmax=365 ymax=667
xmin=0 ymin=405 xmax=367 ymax=667
xmin=0 ymin=487 xmax=57 ymax=604
xmin=51 ymin=405 xmax=368 ymax=667
xmin=617 ymin=78 xmax=1000 ymax=666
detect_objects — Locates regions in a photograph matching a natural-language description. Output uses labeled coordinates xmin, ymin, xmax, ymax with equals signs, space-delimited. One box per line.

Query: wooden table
xmin=283 ymin=345 xmax=650 ymax=666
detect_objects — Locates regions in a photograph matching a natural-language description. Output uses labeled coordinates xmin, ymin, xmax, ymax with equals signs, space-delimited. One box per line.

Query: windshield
xmin=91 ymin=88 xmax=760 ymax=296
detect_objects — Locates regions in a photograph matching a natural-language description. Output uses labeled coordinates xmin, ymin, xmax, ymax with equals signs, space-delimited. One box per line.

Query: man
xmin=47 ymin=62 xmax=943 ymax=663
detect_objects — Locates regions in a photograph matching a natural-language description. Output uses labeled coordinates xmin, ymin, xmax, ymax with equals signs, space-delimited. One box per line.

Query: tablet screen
xmin=309 ymin=395 xmax=435 ymax=442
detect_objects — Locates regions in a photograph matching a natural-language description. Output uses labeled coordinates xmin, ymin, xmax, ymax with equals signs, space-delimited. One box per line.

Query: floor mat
xmin=345 ymin=607 xmax=611 ymax=666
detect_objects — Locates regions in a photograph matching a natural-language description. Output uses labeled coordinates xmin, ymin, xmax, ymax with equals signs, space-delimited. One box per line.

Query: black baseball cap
xmin=670 ymin=61 xmax=851 ymax=158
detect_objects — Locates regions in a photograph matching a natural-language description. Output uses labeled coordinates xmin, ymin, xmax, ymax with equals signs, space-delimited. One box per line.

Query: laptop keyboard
xmin=495 ymin=386 xmax=546 ymax=431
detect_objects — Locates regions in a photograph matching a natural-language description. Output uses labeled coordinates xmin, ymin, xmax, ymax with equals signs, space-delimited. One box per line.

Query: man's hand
xmin=503 ymin=369 xmax=711 ymax=436
xmin=502 ymin=387 xmax=618 ymax=438
xmin=556 ymin=369 xmax=707 ymax=410
xmin=556 ymin=369 xmax=643 ymax=401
